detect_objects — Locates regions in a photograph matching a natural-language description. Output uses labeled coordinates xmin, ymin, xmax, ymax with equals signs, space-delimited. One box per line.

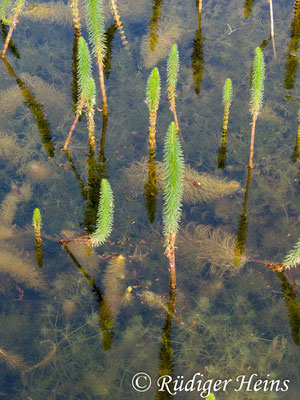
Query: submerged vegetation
xmin=0 ymin=0 xmax=299 ymax=398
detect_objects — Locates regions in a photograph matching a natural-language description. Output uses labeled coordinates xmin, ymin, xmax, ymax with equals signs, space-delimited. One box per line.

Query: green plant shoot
xmin=146 ymin=67 xmax=161 ymax=152
xmin=90 ymin=178 xmax=114 ymax=247
xmin=283 ymin=237 xmax=300 ymax=269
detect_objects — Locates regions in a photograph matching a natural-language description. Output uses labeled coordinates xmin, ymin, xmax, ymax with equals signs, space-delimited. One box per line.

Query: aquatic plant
xmin=85 ymin=0 xmax=108 ymax=115
xmin=167 ymin=43 xmax=180 ymax=132
xmin=70 ymin=0 xmax=81 ymax=30
xmin=124 ymin=159 xmax=241 ymax=204
xmin=282 ymin=237 xmax=300 ymax=269
xmin=268 ymin=0 xmax=275 ymax=38
xmin=196 ymin=0 xmax=203 ymax=15
xmin=218 ymin=78 xmax=233 ymax=169
xmin=248 ymin=47 xmax=265 ymax=168
xmin=0 ymin=21 xmax=19 ymax=57
xmin=146 ymin=67 xmax=161 ymax=154
xmin=33 ymin=207 xmax=43 ymax=268
xmin=64 ymin=36 xmax=96 ymax=150
xmin=109 ymin=0 xmax=128 ymax=48
xmin=163 ymin=122 xmax=185 ymax=289
xmin=90 ymin=178 xmax=114 ymax=247
xmin=178 ymin=223 xmax=248 ymax=274
xmin=0 ymin=347 xmax=25 ymax=370
xmin=1 ymin=0 xmax=26 ymax=58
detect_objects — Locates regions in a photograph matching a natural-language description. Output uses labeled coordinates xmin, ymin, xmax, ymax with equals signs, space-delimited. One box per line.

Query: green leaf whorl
xmin=162 ymin=122 xmax=185 ymax=238
xmin=146 ymin=67 xmax=161 ymax=114
xmin=283 ymin=237 xmax=300 ymax=269
xmin=222 ymin=78 xmax=233 ymax=107
xmin=90 ymin=178 xmax=114 ymax=247
xmin=78 ymin=36 xmax=93 ymax=105
xmin=167 ymin=43 xmax=179 ymax=100
xmin=250 ymin=47 xmax=265 ymax=115
xmin=32 ymin=208 xmax=41 ymax=230
xmin=85 ymin=0 xmax=106 ymax=61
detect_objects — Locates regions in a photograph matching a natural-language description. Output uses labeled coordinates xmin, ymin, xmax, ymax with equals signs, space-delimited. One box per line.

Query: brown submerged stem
xmin=165 ymin=232 xmax=177 ymax=290
xmin=98 ymin=62 xmax=108 ymax=116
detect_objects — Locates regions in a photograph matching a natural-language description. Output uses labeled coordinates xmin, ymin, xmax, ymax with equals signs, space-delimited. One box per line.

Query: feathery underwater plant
xmin=33 ymin=208 xmax=43 ymax=268
xmin=90 ymin=178 xmax=114 ymax=247
xmin=1 ymin=0 xmax=26 ymax=58
xmin=146 ymin=67 xmax=161 ymax=154
xmin=248 ymin=47 xmax=265 ymax=168
xmin=163 ymin=122 xmax=185 ymax=289
xmin=282 ymin=237 xmax=300 ymax=269
xmin=109 ymin=0 xmax=128 ymax=49
xmin=167 ymin=43 xmax=180 ymax=132
xmin=85 ymin=0 xmax=108 ymax=115
xmin=64 ymin=36 xmax=96 ymax=150
xmin=218 ymin=78 xmax=233 ymax=169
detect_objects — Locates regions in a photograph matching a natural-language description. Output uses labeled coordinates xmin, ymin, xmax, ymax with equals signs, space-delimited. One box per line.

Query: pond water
xmin=0 ymin=0 xmax=299 ymax=399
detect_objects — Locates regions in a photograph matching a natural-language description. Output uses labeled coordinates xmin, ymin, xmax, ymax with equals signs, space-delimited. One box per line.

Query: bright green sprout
xmin=77 ymin=36 xmax=93 ymax=108
xmin=162 ymin=121 xmax=185 ymax=237
xmin=283 ymin=237 xmax=300 ymax=269
xmin=146 ymin=67 xmax=161 ymax=114
xmin=90 ymin=178 xmax=114 ymax=247
xmin=32 ymin=207 xmax=41 ymax=232
xmin=222 ymin=78 xmax=233 ymax=107
xmin=167 ymin=43 xmax=179 ymax=101
xmin=207 ymin=394 xmax=216 ymax=400
xmin=250 ymin=47 xmax=265 ymax=115
xmin=84 ymin=0 xmax=106 ymax=62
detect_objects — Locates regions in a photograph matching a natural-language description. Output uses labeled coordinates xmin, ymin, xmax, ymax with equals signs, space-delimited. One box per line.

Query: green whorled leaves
xmin=32 ymin=207 xmax=41 ymax=230
xmin=162 ymin=122 xmax=185 ymax=237
xmin=77 ymin=36 xmax=94 ymax=108
xmin=222 ymin=78 xmax=233 ymax=107
xmin=250 ymin=47 xmax=265 ymax=115
xmin=90 ymin=178 xmax=114 ymax=247
xmin=167 ymin=43 xmax=179 ymax=101
xmin=84 ymin=0 xmax=106 ymax=61
xmin=0 ymin=0 xmax=13 ymax=25
xmin=146 ymin=67 xmax=161 ymax=114
xmin=283 ymin=237 xmax=300 ymax=269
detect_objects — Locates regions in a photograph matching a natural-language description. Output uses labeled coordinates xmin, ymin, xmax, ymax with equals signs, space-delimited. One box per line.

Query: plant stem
xmin=249 ymin=110 xmax=258 ymax=168
xmin=1 ymin=2 xmax=24 ymax=58
xmin=98 ymin=61 xmax=108 ymax=115
xmin=165 ymin=232 xmax=177 ymax=290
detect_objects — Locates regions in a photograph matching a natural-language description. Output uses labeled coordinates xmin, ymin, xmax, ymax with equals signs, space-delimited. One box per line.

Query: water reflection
xmin=234 ymin=167 xmax=252 ymax=265
xmin=284 ymin=1 xmax=300 ymax=90
xmin=156 ymin=289 xmax=175 ymax=400
xmin=2 ymin=57 xmax=55 ymax=157
xmin=149 ymin=0 xmax=164 ymax=52
xmin=61 ymin=242 xmax=115 ymax=351
xmin=191 ymin=3 xmax=204 ymax=95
